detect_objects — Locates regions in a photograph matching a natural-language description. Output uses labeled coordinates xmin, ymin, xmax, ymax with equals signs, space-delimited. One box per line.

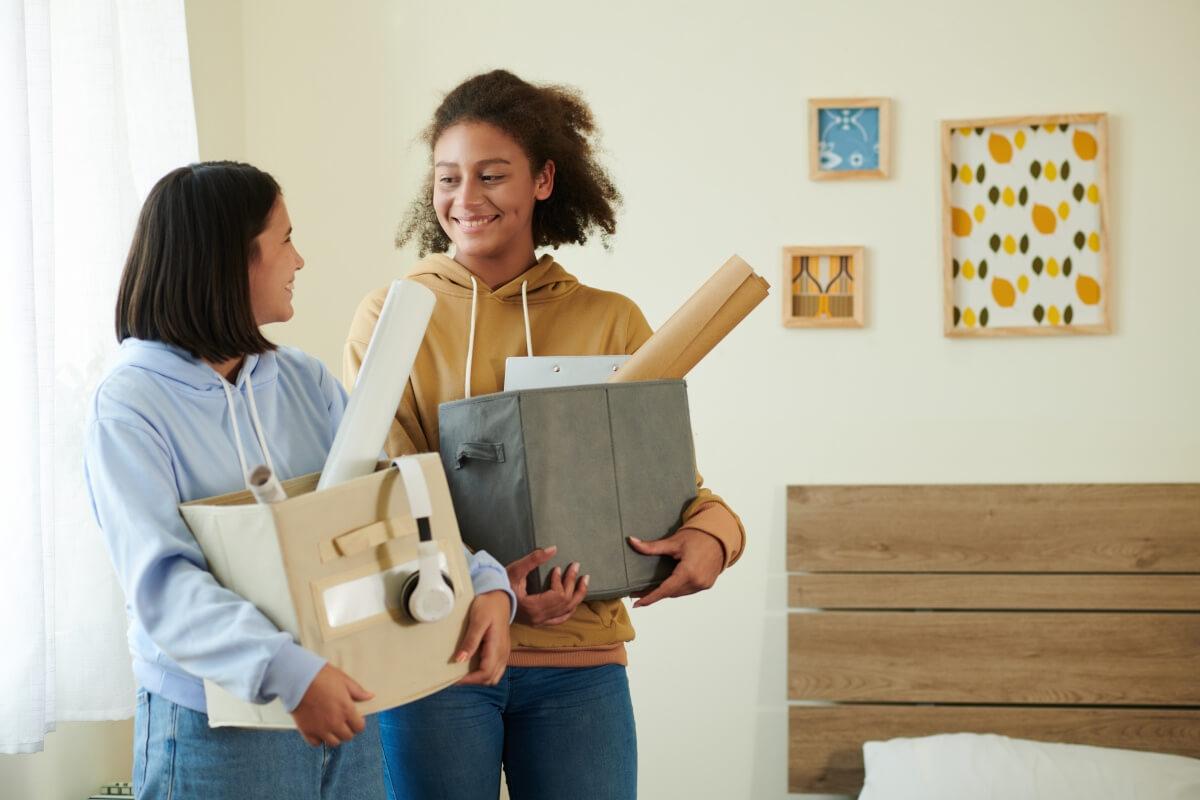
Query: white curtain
xmin=0 ymin=0 xmax=198 ymax=753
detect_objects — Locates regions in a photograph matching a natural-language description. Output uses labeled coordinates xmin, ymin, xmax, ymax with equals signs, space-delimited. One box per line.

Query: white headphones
xmin=395 ymin=457 xmax=455 ymax=623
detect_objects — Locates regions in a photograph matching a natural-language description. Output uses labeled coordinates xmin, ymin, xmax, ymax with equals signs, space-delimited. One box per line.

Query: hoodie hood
xmin=405 ymin=253 xmax=580 ymax=304
xmin=91 ymin=338 xmax=346 ymax=504
xmin=346 ymin=251 xmax=653 ymax=448
xmin=403 ymin=254 xmax=584 ymax=397
xmin=112 ymin=338 xmax=277 ymax=396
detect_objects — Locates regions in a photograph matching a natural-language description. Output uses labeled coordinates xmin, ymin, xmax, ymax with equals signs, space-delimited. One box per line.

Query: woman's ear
xmin=534 ymin=159 xmax=556 ymax=201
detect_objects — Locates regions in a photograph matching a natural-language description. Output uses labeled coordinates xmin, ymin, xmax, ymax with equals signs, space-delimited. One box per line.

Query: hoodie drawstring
xmin=465 ymin=276 xmax=479 ymax=399
xmin=521 ymin=280 xmax=533 ymax=358
xmin=463 ymin=277 xmax=534 ymax=400
xmin=244 ymin=373 xmax=277 ymax=477
xmin=221 ymin=380 xmax=250 ymax=481
xmin=220 ymin=371 xmax=276 ymax=487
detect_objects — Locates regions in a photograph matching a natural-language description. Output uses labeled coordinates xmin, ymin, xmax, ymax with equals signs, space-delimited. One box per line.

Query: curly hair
xmin=396 ymin=70 xmax=621 ymax=255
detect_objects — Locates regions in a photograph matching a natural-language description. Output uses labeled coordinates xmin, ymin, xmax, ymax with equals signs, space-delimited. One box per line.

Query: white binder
xmin=318 ymin=279 xmax=435 ymax=490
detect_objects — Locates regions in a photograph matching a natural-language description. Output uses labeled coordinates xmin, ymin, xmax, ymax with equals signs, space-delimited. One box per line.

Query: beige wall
xmin=0 ymin=721 xmax=133 ymax=800
xmin=179 ymin=1 xmax=1200 ymax=798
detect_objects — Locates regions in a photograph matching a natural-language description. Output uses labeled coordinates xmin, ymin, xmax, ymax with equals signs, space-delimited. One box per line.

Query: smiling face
xmin=432 ymin=121 xmax=554 ymax=281
xmin=248 ymin=195 xmax=304 ymax=325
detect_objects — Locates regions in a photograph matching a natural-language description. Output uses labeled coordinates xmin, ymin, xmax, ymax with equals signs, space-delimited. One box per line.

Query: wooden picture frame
xmin=782 ymin=246 xmax=865 ymax=328
xmin=941 ymin=113 xmax=1112 ymax=337
xmin=809 ymin=97 xmax=891 ymax=180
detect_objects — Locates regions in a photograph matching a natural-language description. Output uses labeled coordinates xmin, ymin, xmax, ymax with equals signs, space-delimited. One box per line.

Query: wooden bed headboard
xmin=786 ymin=484 xmax=1200 ymax=795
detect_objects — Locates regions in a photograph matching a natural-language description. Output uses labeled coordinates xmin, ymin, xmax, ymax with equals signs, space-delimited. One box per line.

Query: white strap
xmin=521 ymin=280 xmax=533 ymax=357
xmin=220 ymin=379 xmax=251 ymax=483
xmin=393 ymin=457 xmax=432 ymax=520
xmin=243 ymin=372 xmax=277 ymax=477
xmin=464 ymin=275 xmax=478 ymax=399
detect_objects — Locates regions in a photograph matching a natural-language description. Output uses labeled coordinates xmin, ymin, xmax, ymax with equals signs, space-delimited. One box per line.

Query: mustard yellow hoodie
xmin=345 ymin=253 xmax=744 ymax=668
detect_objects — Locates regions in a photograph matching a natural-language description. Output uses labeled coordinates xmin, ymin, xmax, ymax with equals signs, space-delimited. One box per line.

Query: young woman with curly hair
xmin=345 ymin=70 xmax=745 ymax=800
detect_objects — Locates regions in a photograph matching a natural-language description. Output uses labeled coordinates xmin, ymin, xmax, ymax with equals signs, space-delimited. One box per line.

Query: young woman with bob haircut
xmin=346 ymin=70 xmax=746 ymax=800
xmin=85 ymin=161 xmax=515 ymax=799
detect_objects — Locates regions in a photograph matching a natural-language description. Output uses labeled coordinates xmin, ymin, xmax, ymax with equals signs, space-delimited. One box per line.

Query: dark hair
xmin=396 ymin=69 xmax=621 ymax=255
xmin=115 ymin=161 xmax=280 ymax=362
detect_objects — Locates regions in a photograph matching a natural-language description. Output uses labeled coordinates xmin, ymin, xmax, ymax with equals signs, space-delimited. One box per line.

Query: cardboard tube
xmin=610 ymin=255 xmax=770 ymax=382
xmin=248 ymin=465 xmax=287 ymax=504
xmin=318 ymin=279 xmax=436 ymax=490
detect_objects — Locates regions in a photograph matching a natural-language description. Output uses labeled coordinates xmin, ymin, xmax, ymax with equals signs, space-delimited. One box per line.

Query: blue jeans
xmin=379 ymin=665 xmax=637 ymax=800
xmin=133 ymin=689 xmax=384 ymax=799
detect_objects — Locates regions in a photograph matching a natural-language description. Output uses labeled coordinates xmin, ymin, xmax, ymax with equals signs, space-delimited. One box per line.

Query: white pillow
xmin=857 ymin=733 xmax=1200 ymax=800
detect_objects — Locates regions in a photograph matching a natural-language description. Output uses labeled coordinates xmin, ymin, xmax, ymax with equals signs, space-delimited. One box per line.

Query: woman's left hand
xmin=626 ymin=529 xmax=725 ymax=608
xmin=454 ymin=590 xmax=512 ymax=686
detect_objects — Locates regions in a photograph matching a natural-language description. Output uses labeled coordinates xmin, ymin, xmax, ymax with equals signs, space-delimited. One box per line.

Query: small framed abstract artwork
xmin=809 ymin=98 xmax=891 ymax=180
xmin=782 ymin=246 xmax=865 ymax=328
xmin=941 ymin=113 xmax=1111 ymax=337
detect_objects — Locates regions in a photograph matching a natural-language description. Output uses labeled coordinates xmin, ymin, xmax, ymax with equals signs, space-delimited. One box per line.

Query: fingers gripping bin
xmin=179 ymin=453 xmax=474 ymax=729
xmin=438 ymin=380 xmax=698 ymax=601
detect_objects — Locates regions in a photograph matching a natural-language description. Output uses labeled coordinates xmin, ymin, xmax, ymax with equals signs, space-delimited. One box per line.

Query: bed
xmin=786 ymin=483 xmax=1200 ymax=795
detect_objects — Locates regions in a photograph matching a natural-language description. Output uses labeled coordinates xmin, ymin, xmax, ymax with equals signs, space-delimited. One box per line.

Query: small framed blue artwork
xmin=809 ymin=97 xmax=891 ymax=181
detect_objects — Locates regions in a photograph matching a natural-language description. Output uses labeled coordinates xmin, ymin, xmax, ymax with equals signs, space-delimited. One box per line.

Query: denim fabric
xmin=378 ymin=665 xmax=636 ymax=800
xmin=132 ymin=689 xmax=385 ymax=799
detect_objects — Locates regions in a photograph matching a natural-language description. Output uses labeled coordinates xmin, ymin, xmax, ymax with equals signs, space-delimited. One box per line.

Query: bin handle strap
xmin=327 ymin=517 xmax=414 ymax=561
xmin=393 ymin=456 xmax=435 ymax=542
xmin=453 ymin=442 xmax=505 ymax=470
xmin=323 ymin=458 xmax=436 ymax=560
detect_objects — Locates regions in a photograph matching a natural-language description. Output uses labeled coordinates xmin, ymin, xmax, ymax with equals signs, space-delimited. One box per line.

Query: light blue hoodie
xmin=84 ymin=338 xmax=514 ymax=714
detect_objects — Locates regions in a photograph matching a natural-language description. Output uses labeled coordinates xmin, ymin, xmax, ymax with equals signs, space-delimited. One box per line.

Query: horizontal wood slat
xmin=788 ymin=611 xmax=1200 ymax=705
xmin=789 ymin=705 xmax=1200 ymax=794
xmin=789 ymin=573 xmax=1200 ymax=610
xmin=787 ymin=484 xmax=1200 ymax=572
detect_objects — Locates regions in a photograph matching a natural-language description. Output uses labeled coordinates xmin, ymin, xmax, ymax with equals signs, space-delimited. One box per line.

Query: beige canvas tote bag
xmin=179 ymin=453 xmax=474 ymax=729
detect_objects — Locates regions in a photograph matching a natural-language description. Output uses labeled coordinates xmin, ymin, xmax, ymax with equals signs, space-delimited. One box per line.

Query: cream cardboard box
xmin=180 ymin=454 xmax=473 ymax=729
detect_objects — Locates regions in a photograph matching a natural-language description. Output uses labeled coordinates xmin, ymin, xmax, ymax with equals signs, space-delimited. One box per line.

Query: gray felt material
xmin=438 ymin=380 xmax=697 ymax=600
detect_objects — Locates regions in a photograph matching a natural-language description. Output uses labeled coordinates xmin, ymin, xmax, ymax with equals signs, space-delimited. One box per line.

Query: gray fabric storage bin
xmin=438 ymin=380 xmax=697 ymax=601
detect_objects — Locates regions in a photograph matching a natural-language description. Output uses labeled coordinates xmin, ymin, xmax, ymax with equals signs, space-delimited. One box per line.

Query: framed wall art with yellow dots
xmin=782 ymin=246 xmax=865 ymax=328
xmin=941 ymin=113 xmax=1111 ymax=337
xmin=809 ymin=98 xmax=891 ymax=181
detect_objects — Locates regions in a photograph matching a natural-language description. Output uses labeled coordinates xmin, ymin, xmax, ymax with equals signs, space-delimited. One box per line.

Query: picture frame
xmin=782 ymin=246 xmax=865 ymax=328
xmin=809 ymin=98 xmax=891 ymax=181
xmin=940 ymin=113 xmax=1111 ymax=337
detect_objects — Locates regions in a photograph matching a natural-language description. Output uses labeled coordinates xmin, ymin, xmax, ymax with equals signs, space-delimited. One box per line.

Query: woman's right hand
xmin=506 ymin=546 xmax=588 ymax=626
xmin=290 ymin=664 xmax=374 ymax=747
